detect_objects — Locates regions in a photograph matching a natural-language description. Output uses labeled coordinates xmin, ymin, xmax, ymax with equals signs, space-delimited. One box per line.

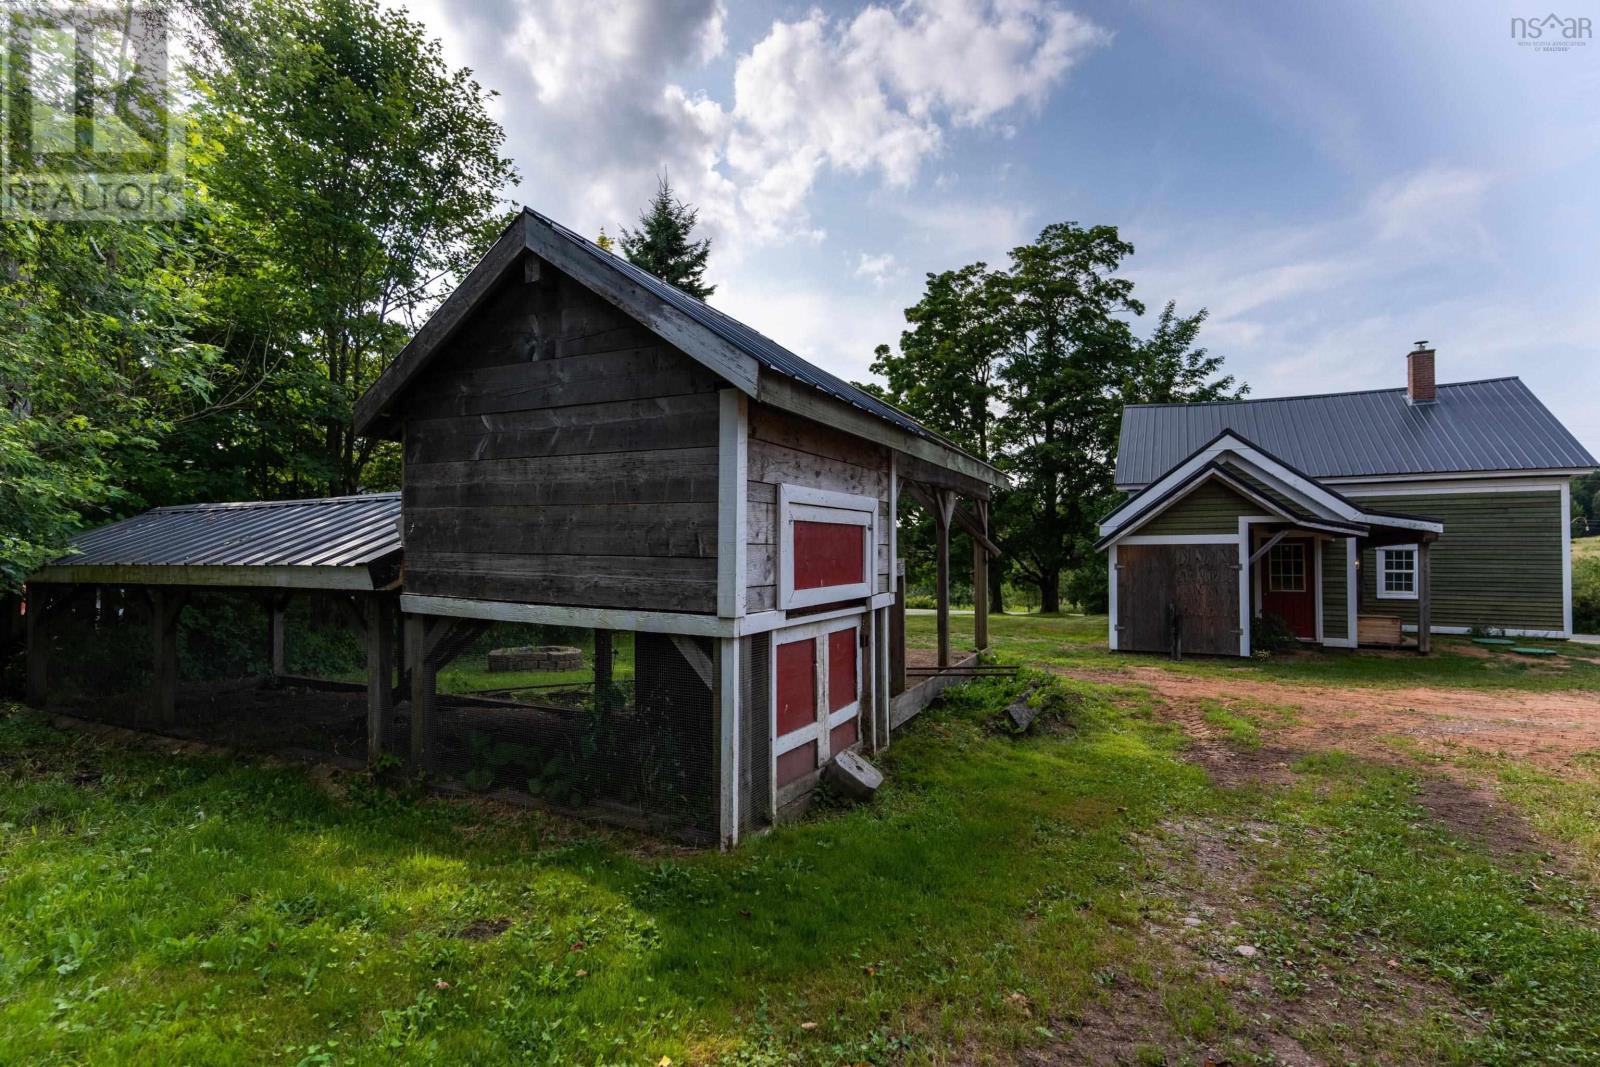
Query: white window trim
xmin=777 ymin=484 xmax=879 ymax=610
xmin=1375 ymin=544 xmax=1419 ymax=600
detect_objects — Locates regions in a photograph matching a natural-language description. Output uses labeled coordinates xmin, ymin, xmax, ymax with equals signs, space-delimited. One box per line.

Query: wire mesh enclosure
xmin=739 ymin=632 xmax=772 ymax=836
xmin=418 ymin=629 xmax=719 ymax=842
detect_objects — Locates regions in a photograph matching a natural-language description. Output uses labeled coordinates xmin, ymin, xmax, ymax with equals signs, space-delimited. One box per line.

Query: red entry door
xmin=1261 ymin=539 xmax=1315 ymax=639
xmin=773 ymin=620 xmax=863 ymax=793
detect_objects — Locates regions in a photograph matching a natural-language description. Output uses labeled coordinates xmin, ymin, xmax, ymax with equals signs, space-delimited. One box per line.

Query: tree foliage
xmin=873 ymin=221 xmax=1245 ymax=612
xmin=179 ymin=0 xmax=516 ymax=498
xmin=0 ymin=221 xmax=217 ymax=590
xmin=619 ymin=175 xmax=715 ymax=300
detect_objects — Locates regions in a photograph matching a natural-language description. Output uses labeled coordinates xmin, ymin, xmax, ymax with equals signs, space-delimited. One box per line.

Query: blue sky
xmin=396 ymin=0 xmax=1600 ymax=455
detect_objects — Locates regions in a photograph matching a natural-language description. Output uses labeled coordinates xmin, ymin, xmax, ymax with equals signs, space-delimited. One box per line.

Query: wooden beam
xmin=24 ymin=585 xmax=50 ymax=708
xmin=1416 ymin=539 xmax=1433 ymax=655
xmin=29 ymin=563 xmax=379 ymax=591
xmin=972 ymin=500 xmax=990 ymax=653
xmin=366 ymin=594 xmax=396 ymax=766
xmin=934 ymin=489 xmax=956 ymax=668
xmin=898 ymin=451 xmax=998 ymax=499
xmin=400 ymin=593 xmax=733 ymax=636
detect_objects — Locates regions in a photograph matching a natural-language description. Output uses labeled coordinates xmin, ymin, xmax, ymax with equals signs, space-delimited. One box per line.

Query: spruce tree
xmin=619 ymin=175 xmax=715 ymax=300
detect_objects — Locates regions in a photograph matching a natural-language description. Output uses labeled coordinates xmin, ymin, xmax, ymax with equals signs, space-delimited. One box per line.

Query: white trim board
xmin=1401 ymin=624 xmax=1570 ymax=639
xmin=776 ymin=483 xmax=880 ymax=610
xmin=1117 ymin=533 xmax=1241 ymax=545
xmin=401 ymin=594 xmax=734 ymax=636
xmin=1341 ymin=478 xmax=1568 ymax=496
xmin=1374 ymin=544 xmax=1420 ymax=601
xmin=1107 ymin=544 xmax=1119 ymax=651
xmin=1323 ymin=468 xmax=1593 ymax=486
xmin=1563 ymin=480 xmax=1573 ymax=637
xmin=717 ymin=389 xmax=749 ymax=619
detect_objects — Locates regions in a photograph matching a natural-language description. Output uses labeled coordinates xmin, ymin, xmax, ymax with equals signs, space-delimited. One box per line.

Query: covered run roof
xmin=1115 ymin=377 xmax=1597 ymax=489
xmin=1097 ymin=432 xmax=1444 ymax=550
xmin=32 ymin=494 xmax=402 ymax=591
xmin=354 ymin=208 xmax=1004 ymax=491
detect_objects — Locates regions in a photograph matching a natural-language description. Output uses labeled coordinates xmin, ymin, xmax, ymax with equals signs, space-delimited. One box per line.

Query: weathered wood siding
xmin=1116 ymin=543 xmax=1240 ymax=655
xmin=1137 ymin=480 xmax=1255 ymax=536
xmin=745 ymin=403 xmax=892 ymax=613
xmin=400 ymin=270 xmax=724 ymax=612
xmin=1321 ymin=537 xmax=1349 ymax=641
xmin=1354 ymin=490 xmax=1564 ymax=631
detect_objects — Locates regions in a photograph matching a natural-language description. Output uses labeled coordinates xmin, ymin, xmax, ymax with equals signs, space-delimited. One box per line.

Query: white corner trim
xmin=717 ymin=636 xmax=740 ymax=849
xmin=776 ymin=483 xmax=879 ymax=610
xmin=1374 ymin=544 xmax=1419 ymax=600
xmin=1236 ymin=517 xmax=1253 ymax=656
xmin=1345 ymin=537 xmax=1358 ymax=645
xmin=1314 ymin=540 xmax=1324 ymax=643
xmin=1562 ymin=479 xmax=1574 ymax=637
xmin=718 ymin=389 xmax=749 ymax=618
xmin=888 ymin=453 xmax=898 ymax=597
xmin=1107 ymin=543 xmax=1119 ymax=651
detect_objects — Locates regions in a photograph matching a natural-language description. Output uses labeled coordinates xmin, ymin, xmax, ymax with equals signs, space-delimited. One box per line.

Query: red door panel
xmin=829 ymin=718 xmax=858 ymax=753
xmin=1260 ymin=539 xmax=1316 ymax=639
xmin=777 ymin=742 xmax=816 ymax=787
xmin=775 ymin=638 xmax=816 ymax=736
xmin=793 ymin=521 xmax=865 ymax=590
xmin=827 ymin=627 xmax=857 ymax=711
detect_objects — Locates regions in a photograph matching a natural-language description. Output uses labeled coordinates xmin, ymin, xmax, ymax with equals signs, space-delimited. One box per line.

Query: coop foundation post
xmin=366 ymin=594 xmax=396 ymax=766
xmin=593 ymin=628 xmax=614 ymax=709
xmin=149 ymin=588 xmax=185 ymax=727
xmin=405 ymin=614 xmax=436 ymax=771
xmin=268 ymin=594 xmax=289 ymax=676
xmin=24 ymin=585 xmax=50 ymax=708
xmin=716 ymin=636 xmax=741 ymax=850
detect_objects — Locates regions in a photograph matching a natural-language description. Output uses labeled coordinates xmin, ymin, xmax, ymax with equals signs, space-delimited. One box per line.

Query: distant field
xmin=1575 ymin=536 xmax=1600 ymax=560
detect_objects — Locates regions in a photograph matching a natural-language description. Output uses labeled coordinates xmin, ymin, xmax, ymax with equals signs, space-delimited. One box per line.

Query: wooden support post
xmin=268 ymin=595 xmax=289 ymax=676
xmin=716 ymin=636 xmax=741 ymax=850
xmin=366 ymin=594 xmax=396 ymax=766
xmin=405 ymin=614 xmax=435 ymax=771
xmin=1416 ymin=539 xmax=1432 ymax=655
xmin=890 ymin=564 xmax=907 ymax=697
xmin=934 ymin=489 xmax=956 ymax=668
xmin=972 ymin=500 xmax=990 ymax=653
xmin=593 ymin=629 xmax=614 ymax=709
xmin=24 ymin=585 xmax=49 ymax=708
xmin=148 ymin=589 xmax=185 ymax=727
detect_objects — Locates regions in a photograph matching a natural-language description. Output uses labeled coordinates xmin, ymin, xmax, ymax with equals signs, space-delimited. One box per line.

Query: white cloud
xmin=1367 ymin=166 xmax=1493 ymax=249
xmin=855 ymin=251 xmax=898 ymax=285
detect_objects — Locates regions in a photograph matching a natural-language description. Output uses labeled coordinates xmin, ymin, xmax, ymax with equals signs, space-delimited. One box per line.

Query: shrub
xmin=1251 ymin=612 xmax=1299 ymax=653
xmin=1065 ymin=561 xmax=1108 ymax=614
xmin=1575 ymin=555 xmax=1600 ymax=634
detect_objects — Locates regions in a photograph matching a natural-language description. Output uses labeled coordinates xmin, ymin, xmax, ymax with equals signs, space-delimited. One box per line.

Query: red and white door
xmin=773 ymin=616 xmax=863 ymax=799
xmin=1261 ymin=538 xmax=1316 ymax=639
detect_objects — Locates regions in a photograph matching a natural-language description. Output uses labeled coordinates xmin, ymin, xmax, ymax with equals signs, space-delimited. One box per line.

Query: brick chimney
xmin=1407 ymin=341 xmax=1436 ymax=404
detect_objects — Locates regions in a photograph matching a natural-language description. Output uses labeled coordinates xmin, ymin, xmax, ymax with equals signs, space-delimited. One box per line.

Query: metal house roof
xmin=1115 ymin=378 xmax=1597 ymax=488
xmin=33 ymin=494 xmax=403 ymax=590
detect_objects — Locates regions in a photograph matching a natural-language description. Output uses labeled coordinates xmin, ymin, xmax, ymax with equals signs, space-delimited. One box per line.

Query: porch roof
xmin=1096 ymin=432 xmax=1444 ymax=550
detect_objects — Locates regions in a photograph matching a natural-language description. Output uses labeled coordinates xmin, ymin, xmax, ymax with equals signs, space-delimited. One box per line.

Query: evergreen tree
xmin=619 ymin=176 xmax=715 ymax=300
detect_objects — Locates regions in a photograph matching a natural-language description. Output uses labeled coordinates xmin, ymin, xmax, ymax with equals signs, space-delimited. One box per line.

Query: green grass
xmin=907 ymin=611 xmax=1600 ymax=692
xmin=0 ymin=678 xmax=1217 ymax=1065
xmin=8 ymin=613 xmax=1600 ymax=1063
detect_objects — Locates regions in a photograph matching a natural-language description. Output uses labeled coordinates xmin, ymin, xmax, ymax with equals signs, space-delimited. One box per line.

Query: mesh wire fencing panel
xmin=423 ymin=629 xmax=719 ymax=843
xmin=739 ymin=632 xmax=772 ymax=836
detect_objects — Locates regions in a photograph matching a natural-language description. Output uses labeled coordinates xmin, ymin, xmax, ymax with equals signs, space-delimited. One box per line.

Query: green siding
xmin=1321 ymin=537 xmax=1349 ymax=640
xmin=1355 ymin=490 xmax=1563 ymax=631
xmin=1137 ymin=480 xmax=1255 ymax=536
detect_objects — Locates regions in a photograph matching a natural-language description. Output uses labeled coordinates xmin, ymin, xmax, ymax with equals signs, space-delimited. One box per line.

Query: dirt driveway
xmin=1061 ymin=665 xmax=1600 ymax=771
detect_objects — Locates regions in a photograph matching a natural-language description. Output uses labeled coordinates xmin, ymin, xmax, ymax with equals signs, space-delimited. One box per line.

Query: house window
xmin=1376 ymin=545 xmax=1417 ymax=599
xmin=778 ymin=484 xmax=878 ymax=610
xmin=1266 ymin=542 xmax=1306 ymax=593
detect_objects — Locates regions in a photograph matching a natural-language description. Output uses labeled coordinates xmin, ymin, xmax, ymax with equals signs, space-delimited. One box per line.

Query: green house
xmin=1097 ymin=346 xmax=1596 ymax=656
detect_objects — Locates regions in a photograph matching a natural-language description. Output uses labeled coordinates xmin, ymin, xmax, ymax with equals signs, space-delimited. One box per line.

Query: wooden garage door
xmin=1117 ymin=544 xmax=1240 ymax=656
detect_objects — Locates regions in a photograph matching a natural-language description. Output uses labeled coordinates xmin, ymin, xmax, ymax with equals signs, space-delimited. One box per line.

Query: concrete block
xmin=824 ymin=750 xmax=883 ymax=802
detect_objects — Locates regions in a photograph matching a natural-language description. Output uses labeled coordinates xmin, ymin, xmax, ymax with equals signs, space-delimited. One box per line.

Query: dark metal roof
xmin=54 ymin=493 xmax=402 ymax=569
xmin=1116 ymin=378 xmax=1597 ymax=488
xmin=531 ymin=209 xmax=972 ymax=456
